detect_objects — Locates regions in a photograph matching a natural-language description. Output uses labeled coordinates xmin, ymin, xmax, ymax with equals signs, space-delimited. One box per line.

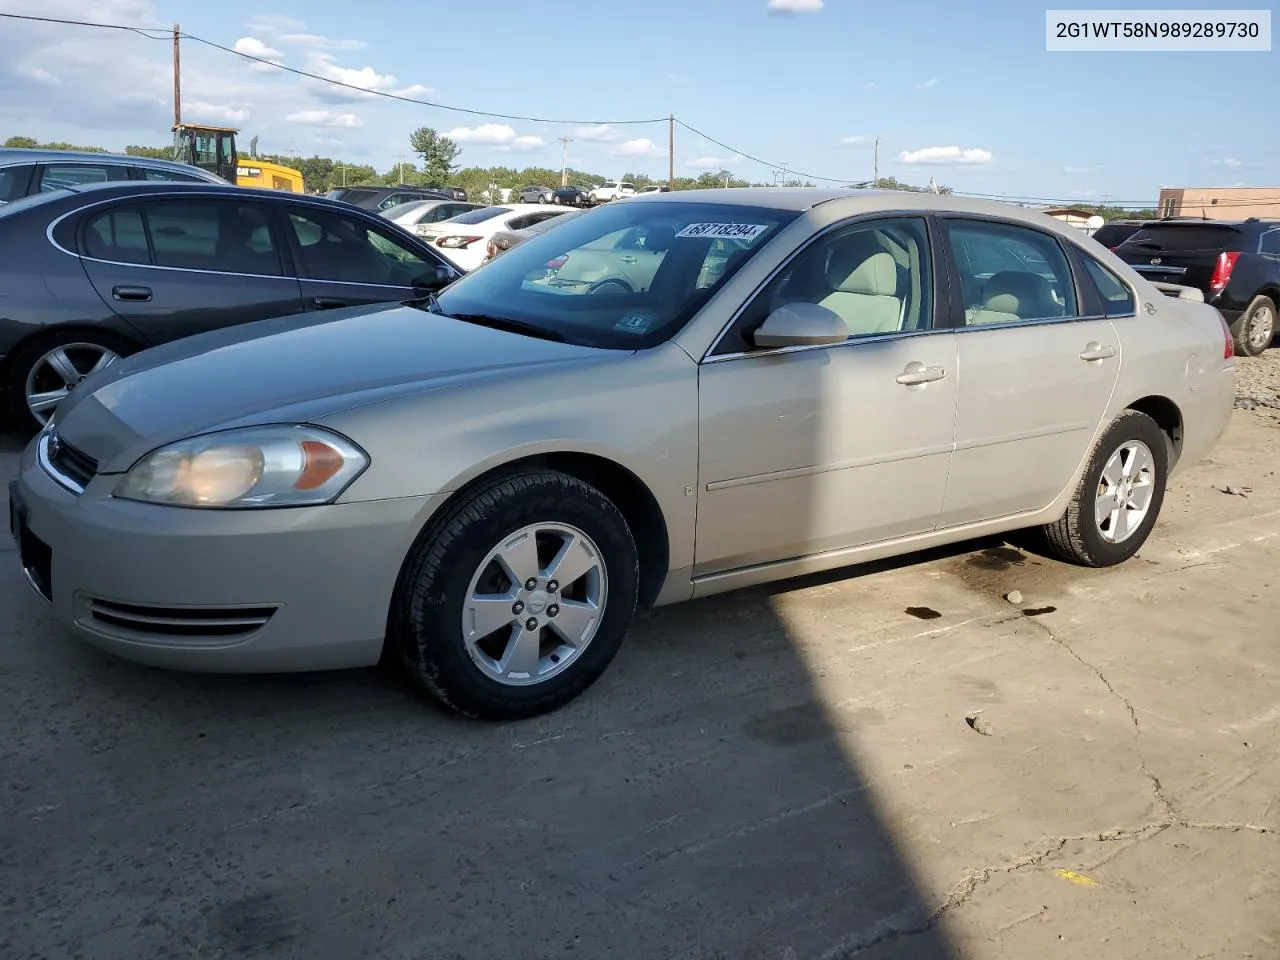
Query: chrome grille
xmin=85 ymin=598 xmax=277 ymax=639
xmin=40 ymin=431 xmax=98 ymax=493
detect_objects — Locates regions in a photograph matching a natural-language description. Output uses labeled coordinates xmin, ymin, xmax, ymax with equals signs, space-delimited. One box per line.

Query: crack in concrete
xmin=1025 ymin=615 xmax=1180 ymax=823
xmin=833 ymin=613 xmax=1278 ymax=957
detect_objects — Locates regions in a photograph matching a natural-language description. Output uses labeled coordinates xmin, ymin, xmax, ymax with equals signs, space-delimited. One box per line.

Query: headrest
xmin=828 ymin=246 xmax=897 ymax=296
xmin=982 ymin=271 xmax=1052 ymax=316
xmin=644 ymin=224 xmax=676 ymax=252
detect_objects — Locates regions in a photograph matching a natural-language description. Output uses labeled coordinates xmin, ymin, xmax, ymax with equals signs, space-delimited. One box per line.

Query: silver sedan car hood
xmin=50 ymin=303 xmax=611 ymax=472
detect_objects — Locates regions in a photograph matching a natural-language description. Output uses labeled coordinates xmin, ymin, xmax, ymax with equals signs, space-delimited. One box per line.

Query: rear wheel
xmin=3 ymin=329 xmax=135 ymax=434
xmin=1231 ymin=295 xmax=1276 ymax=357
xmin=390 ymin=469 xmax=639 ymax=720
xmin=1042 ymin=410 xmax=1168 ymax=567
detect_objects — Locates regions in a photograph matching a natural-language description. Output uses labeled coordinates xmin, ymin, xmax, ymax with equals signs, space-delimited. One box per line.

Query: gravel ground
xmin=1234 ymin=350 xmax=1280 ymax=420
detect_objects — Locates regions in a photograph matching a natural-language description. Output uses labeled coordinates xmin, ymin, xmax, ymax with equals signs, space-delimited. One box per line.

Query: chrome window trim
xmin=37 ymin=432 xmax=86 ymax=495
xmin=43 ymin=189 xmax=448 ymax=287
xmin=700 ymin=208 xmax=936 ymax=362
xmin=703 ymin=312 xmax=1118 ymax=365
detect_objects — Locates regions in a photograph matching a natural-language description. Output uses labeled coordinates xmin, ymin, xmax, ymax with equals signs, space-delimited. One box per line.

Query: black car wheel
xmin=390 ymin=469 xmax=639 ymax=720
xmin=1231 ymin=295 xmax=1277 ymax=357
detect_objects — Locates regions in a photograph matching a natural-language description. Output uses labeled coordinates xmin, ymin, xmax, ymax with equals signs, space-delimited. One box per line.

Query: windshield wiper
xmin=449 ymin=312 xmax=567 ymax=342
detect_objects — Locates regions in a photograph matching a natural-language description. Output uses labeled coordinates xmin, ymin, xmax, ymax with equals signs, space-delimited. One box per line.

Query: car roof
xmin=4 ymin=180 xmax=393 ymax=214
xmin=628 ymin=186 xmax=1119 ymax=226
xmin=0 ymin=147 xmax=223 ymax=179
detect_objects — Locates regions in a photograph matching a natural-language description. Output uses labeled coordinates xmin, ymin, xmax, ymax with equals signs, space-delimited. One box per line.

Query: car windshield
xmin=385 ymin=199 xmax=433 ymax=218
xmin=434 ymin=200 xmax=799 ymax=349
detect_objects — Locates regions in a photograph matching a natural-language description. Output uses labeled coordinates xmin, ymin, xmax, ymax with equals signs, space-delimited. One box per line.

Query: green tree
xmin=124 ymin=144 xmax=172 ymax=159
xmin=4 ymin=135 xmax=39 ymax=149
xmin=409 ymin=127 xmax=461 ymax=184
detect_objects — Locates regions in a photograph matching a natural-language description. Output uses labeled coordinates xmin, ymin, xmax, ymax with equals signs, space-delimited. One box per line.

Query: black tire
xmin=1230 ymin=295 xmax=1277 ymax=358
xmin=2 ymin=329 xmax=136 ymax=435
xmin=390 ymin=469 xmax=639 ymax=720
xmin=1042 ymin=410 xmax=1169 ymax=567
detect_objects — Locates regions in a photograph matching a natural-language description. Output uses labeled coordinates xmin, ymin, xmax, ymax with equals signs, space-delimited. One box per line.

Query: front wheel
xmin=1042 ymin=410 xmax=1169 ymax=567
xmin=3 ymin=329 xmax=135 ymax=434
xmin=390 ymin=470 xmax=639 ymax=720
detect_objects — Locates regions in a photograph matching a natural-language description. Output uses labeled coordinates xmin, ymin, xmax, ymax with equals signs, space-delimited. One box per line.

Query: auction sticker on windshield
xmin=676 ymin=223 xmax=770 ymax=241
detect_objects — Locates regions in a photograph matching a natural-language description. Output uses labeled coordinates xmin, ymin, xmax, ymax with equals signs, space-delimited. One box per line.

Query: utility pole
xmin=172 ymin=24 xmax=181 ymax=128
xmin=394 ymin=152 xmax=407 ymax=184
xmin=558 ymin=137 xmax=572 ymax=187
xmin=873 ymin=137 xmax=879 ymax=188
xmin=668 ymin=115 xmax=675 ymax=191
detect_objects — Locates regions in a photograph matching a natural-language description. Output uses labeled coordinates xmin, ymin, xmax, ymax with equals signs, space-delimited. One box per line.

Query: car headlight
xmin=114 ymin=425 xmax=368 ymax=508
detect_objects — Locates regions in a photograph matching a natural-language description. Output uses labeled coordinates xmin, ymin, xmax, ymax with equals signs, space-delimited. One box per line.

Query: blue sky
xmin=0 ymin=0 xmax=1275 ymax=204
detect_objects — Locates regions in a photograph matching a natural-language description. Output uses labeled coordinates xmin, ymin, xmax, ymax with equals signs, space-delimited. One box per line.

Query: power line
xmin=0 ymin=12 xmax=666 ymax=126
xmin=674 ymin=119 xmax=848 ymax=184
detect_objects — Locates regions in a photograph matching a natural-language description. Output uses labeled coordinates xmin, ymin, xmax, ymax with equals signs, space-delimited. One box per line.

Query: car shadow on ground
xmin=0 ymin=436 xmax=979 ymax=960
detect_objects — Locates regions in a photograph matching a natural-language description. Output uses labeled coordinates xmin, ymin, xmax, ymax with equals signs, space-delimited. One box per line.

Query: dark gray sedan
xmin=0 ymin=181 xmax=460 ymax=432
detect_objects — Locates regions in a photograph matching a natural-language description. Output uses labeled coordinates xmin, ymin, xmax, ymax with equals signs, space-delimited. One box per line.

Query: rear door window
xmin=0 ymin=164 xmax=34 ymax=201
xmin=143 ymin=199 xmax=283 ymax=275
xmin=81 ymin=204 xmax=151 ymax=264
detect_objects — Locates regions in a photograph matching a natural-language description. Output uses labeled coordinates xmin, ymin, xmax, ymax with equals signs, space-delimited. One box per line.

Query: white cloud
xmin=842 ymin=135 xmax=874 ymax=147
xmin=183 ymin=100 xmax=251 ymax=124
xmin=246 ymin=14 xmax=306 ymax=34
xmin=15 ymin=65 xmax=62 ymax=85
xmin=767 ymin=0 xmax=823 ymax=13
xmin=233 ymin=37 xmax=282 ymax=58
xmin=279 ymin=33 xmax=366 ymax=51
xmin=576 ymin=124 xmax=623 ymax=142
xmin=613 ymin=137 xmax=665 ymax=158
xmin=687 ymin=154 xmax=742 ymax=169
xmin=303 ymin=52 xmax=431 ymax=102
xmin=285 ymin=109 xmax=362 ymax=128
xmin=501 ymin=135 xmax=546 ymax=153
xmin=446 ymin=123 xmax=518 ymax=144
xmin=863 ymin=82 xmax=877 ymax=89
xmin=1212 ymin=157 xmax=1243 ymax=168
xmin=916 ymin=78 xmax=939 ymax=89
xmin=1064 ymin=165 xmax=1090 ymax=174
xmin=898 ymin=145 xmax=993 ymax=165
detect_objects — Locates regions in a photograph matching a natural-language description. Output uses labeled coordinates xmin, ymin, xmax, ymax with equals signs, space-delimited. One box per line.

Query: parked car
xmin=325 ymin=185 xmax=452 ymax=212
xmin=590 ymin=181 xmax=636 ymax=203
xmin=518 ymin=185 xmax=554 ymax=204
xmin=1090 ymin=218 xmax=1147 ymax=250
xmin=1113 ymin=216 xmax=1280 ymax=356
xmin=0 ymin=181 xmax=461 ymax=432
xmin=483 ymin=208 xmax=586 ymax=264
xmin=635 ymin=185 xmax=670 ymax=196
xmin=381 ymin=199 xmax=486 ymax=231
xmin=551 ymin=185 xmax=594 ymax=208
xmin=426 ymin=185 xmax=469 ymax=201
xmin=10 ymin=189 xmax=1234 ymax=721
xmin=0 ymin=147 xmax=227 ymax=204
xmin=416 ymin=204 xmax=572 ymax=271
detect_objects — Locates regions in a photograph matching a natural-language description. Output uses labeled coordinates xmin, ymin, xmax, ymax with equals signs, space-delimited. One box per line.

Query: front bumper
xmin=11 ymin=440 xmax=443 ymax=673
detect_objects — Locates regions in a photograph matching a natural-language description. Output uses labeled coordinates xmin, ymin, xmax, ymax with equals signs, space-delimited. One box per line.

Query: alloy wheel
xmin=25 ymin=342 xmax=120 ymax=426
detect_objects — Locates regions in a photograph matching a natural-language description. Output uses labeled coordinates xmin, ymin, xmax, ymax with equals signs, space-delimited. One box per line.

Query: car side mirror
xmin=751 ymin=303 xmax=849 ymax=349
xmin=412 ymin=264 xmax=459 ymax=290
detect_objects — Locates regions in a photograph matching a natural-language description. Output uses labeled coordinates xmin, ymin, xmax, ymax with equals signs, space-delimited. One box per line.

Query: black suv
xmin=1114 ymin=217 xmax=1280 ymax=356
xmin=1091 ymin=218 xmax=1147 ymax=250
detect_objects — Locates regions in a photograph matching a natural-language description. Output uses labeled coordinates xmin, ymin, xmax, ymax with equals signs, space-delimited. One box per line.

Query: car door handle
xmin=618 ymin=255 xmax=638 ymax=264
xmin=112 ymin=285 xmax=152 ymax=302
xmin=311 ymin=297 xmax=348 ymax=309
xmin=1080 ymin=343 xmax=1116 ymax=361
xmin=896 ymin=363 xmax=946 ymax=386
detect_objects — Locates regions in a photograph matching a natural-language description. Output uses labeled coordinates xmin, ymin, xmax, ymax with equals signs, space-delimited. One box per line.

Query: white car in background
xmin=416 ymin=204 xmax=573 ymax=271
xmin=381 ymin=198 xmax=484 ymax=231
xmin=590 ymin=181 xmax=636 ymax=204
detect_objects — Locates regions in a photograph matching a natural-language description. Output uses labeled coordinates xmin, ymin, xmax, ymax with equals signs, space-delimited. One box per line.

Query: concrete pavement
xmin=1 ymin=413 xmax=1277 ymax=960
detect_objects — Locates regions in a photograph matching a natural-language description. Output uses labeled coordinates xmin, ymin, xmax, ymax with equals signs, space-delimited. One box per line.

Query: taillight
xmin=1221 ymin=312 xmax=1235 ymax=359
xmin=1208 ymin=251 xmax=1241 ymax=294
xmin=436 ymin=235 xmax=481 ymax=249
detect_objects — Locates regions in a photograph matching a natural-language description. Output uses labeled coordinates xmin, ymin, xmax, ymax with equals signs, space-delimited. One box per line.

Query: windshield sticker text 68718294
xmin=675 ymin=222 xmax=770 ymax=241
